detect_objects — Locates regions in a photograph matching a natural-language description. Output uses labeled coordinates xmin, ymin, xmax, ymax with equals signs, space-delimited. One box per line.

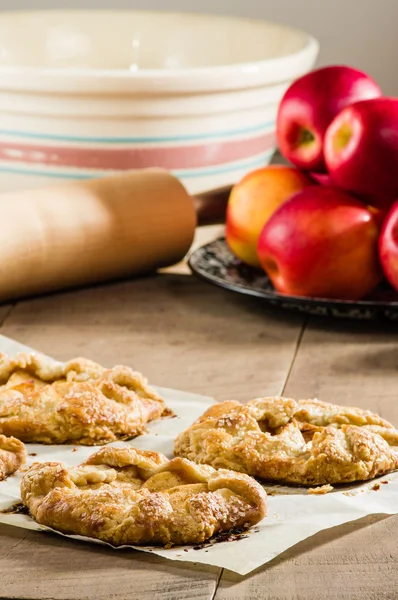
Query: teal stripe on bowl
xmin=0 ymin=122 xmax=275 ymax=145
xmin=0 ymin=150 xmax=275 ymax=181
xmin=0 ymin=166 xmax=92 ymax=180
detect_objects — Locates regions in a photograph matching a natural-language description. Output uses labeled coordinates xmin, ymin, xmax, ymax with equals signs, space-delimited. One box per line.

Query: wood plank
xmin=0 ymin=524 xmax=219 ymax=600
xmin=216 ymin=317 xmax=398 ymax=600
xmin=283 ymin=318 xmax=398 ymax=420
xmin=217 ymin=515 xmax=397 ymax=600
xmin=1 ymin=274 xmax=304 ymax=401
xmin=0 ymin=273 xmax=304 ymax=599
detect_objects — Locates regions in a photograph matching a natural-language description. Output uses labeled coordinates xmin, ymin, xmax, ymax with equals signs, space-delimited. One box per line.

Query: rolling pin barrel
xmin=0 ymin=169 xmax=196 ymax=302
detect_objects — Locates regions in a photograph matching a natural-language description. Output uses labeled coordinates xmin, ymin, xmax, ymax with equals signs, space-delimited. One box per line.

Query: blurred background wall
xmin=2 ymin=0 xmax=398 ymax=95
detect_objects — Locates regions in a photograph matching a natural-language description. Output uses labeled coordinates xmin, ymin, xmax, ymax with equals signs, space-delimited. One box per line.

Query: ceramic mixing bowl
xmin=0 ymin=10 xmax=319 ymax=195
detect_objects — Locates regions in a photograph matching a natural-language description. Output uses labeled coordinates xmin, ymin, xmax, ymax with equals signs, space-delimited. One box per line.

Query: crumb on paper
xmin=273 ymin=513 xmax=279 ymax=519
xmin=29 ymin=453 xmax=37 ymax=457
xmin=343 ymin=491 xmax=358 ymax=497
xmin=308 ymin=484 xmax=334 ymax=495
xmin=381 ymin=480 xmax=389 ymax=485
xmin=372 ymin=483 xmax=380 ymax=491
xmin=71 ymin=448 xmax=78 ymax=452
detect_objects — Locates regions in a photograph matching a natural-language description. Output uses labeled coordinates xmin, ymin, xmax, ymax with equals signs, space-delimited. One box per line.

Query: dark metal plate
xmin=188 ymin=238 xmax=398 ymax=321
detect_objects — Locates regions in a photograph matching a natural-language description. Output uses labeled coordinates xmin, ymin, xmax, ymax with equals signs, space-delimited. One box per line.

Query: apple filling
xmin=257 ymin=419 xmax=283 ymax=436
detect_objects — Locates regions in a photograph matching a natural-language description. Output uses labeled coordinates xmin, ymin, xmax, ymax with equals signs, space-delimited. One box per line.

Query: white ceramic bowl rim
xmin=0 ymin=10 xmax=319 ymax=94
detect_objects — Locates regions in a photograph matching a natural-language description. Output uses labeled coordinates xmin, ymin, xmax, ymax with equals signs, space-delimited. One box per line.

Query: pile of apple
xmin=226 ymin=65 xmax=398 ymax=301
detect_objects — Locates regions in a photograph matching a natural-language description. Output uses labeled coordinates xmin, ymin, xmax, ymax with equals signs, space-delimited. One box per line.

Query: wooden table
xmin=1 ymin=227 xmax=398 ymax=600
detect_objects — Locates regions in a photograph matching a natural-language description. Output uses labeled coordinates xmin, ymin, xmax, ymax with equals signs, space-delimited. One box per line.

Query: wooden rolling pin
xmin=0 ymin=169 xmax=196 ymax=302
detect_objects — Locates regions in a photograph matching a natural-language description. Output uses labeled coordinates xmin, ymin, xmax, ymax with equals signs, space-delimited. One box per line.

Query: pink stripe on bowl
xmin=0 ymin=132 xmax=276 ymax=171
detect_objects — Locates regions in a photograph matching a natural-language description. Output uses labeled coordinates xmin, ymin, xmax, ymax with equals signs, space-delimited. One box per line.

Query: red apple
xmin=277 ymin=65 xmax=381 ymax=173
xmin=325 ymin=97 xmax=398 ymax=211
xmin=257 ymin=186 xmax=383 ymax=300
xmin=379 ymin=201 xmax=398 ymax=292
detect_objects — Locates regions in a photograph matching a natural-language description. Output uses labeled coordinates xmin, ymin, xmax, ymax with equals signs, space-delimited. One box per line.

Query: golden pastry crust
xmin=21 ymin=446 xmax=267 ymax=546
xmin=174 ymin=397 xmax=398 ymax=486
xmin=0 ymin=433 xmax=26 ymax=481
xmin=0 ymin=353 xmax=172 ymax=445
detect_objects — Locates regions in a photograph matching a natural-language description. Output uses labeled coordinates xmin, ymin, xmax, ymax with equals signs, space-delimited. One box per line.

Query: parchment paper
xmin=0 ymin=334 xmax=397 ymax=576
